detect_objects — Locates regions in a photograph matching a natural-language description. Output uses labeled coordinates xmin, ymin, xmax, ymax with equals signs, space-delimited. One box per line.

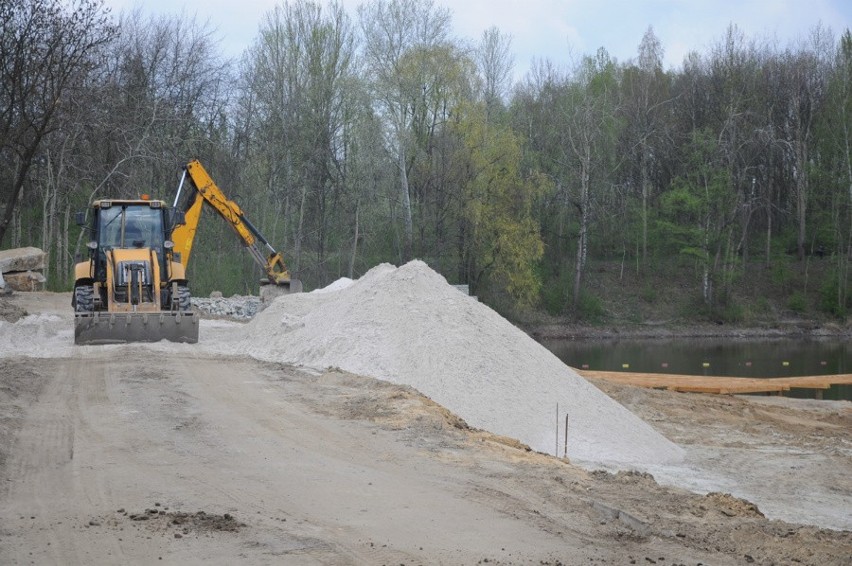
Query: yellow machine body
xmin=72 ymin=198 xmax=198 ymax=345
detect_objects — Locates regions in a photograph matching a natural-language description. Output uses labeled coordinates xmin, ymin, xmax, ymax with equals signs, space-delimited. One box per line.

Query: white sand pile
xmin=0 ymin=314 xmax=75 ymax=358
xmin=237 ymin=260 xmax=684 ymax=467
xmin=311 ymin=277 xmax=353 ymax=294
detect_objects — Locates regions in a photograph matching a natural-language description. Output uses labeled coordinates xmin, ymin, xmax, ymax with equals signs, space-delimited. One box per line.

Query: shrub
xmin=818 ymin=271 xmax=849 ymax=318
xmin=577 ymin=291 xmax=606 ymax=322
xmin=787 ymin=291 xmax=807 ymax=314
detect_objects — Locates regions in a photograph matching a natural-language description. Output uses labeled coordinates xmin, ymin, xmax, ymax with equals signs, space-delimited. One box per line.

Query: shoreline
xmin=525 ymin=320 xmax=852 ymax=341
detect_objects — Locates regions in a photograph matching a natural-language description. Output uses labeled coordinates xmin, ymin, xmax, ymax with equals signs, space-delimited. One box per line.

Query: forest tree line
xmin=2 ymin=0 xmax=852 ymax=320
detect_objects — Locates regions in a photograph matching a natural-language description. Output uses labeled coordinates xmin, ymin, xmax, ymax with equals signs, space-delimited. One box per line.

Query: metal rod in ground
xmin=564 ymin=413 xmax=569 ymax=459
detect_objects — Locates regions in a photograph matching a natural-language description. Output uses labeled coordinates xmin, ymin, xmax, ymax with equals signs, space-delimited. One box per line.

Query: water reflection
xmin=540 ymin=337 xmax=852 ymax=401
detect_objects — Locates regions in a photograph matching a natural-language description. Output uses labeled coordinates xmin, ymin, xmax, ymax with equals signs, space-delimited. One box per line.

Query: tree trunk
xmin=293 ymin=181 xmax=308 ymax=279
xmin=61 ymin=203 xmax=71 ymax=288
xmin=348 ymin=198 xmax=359 ymax=279
xmin=702 ymin=217 xmax=713 ymax=307
xmin=572 ymin=159 xmax=590 ymax=309
xmin=0 ymin=150 xmax=37 ymax=245
xmin=796 ymin=151 xmax=808 ymax=262
xmin=572 ymin=208 xmax=588 ymax=309
xmin=398 ymin=144 xmax=413 ymax=262
xmin=641 ymin=152 xmax=649 ymax=265
xmin=765 ymin=182 xmax=773 ymax=266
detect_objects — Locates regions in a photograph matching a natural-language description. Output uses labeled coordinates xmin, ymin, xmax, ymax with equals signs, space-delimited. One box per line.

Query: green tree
xmin=396 ymin=41 xmax=476 ymax=271
xmin=453 ymin=102 xmax=546 ymax=306
xmin=784 ymin=27 xmax=834 ymax=261
xmin=620 ymin=26 xmax=672 ymax=265
xmin=812 ymin=29 xmax=852 ymax=316
xmin=658 ymin=129 xmax=737 ymax=308
xmin=557 ymin=50 xmax=622 ymax=309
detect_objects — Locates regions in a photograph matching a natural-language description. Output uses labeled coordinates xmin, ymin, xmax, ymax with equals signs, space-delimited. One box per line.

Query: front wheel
xmin=73 ymin=285 xmax=95 ymax=313
xmin=176 ymin=285 xmax=191 ymax=311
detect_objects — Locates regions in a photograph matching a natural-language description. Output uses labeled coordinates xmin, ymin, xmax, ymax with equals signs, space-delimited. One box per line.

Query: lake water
xmin=540 ymin=337 xmax=852 ymax=401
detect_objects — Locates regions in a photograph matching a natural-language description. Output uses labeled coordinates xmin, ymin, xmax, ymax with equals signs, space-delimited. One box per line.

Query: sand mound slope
xmin=240 ymin=260 xmax=684 ymax=466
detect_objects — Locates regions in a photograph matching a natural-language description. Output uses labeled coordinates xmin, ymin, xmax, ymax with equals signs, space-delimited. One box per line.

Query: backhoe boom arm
xmin=172 ymin=159 xmax=294 ymax=286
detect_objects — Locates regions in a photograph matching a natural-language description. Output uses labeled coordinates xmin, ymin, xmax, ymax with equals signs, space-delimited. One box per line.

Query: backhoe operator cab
xmin=72 ymin=198 xmax=197 ymax=345
xmin=95 ymin=203 xmax=167 ymax=275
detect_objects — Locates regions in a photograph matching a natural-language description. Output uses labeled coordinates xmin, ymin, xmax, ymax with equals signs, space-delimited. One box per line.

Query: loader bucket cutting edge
xmin=74 ymin=312 xmax=199 ymax=345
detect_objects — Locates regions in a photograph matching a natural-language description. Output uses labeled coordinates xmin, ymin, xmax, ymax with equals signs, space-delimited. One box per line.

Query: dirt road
xmin=0 ymin=293 xmax=850 ymax=564
xmin=1 ymin=351 xmax=571 ymax=564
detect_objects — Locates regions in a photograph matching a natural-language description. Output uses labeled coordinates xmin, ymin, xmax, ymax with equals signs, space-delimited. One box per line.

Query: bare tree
xmin=358 ymin=0 xmax=452 ymax=262
xmin=476 ymin=26 xmax=514 ymax=116
xmin=0 ymin=0 xmax=116 ymax=245
xmin=553 ymin=50 xmax=621 ymax=309
xmin=29 ymin=8 xmax=230 ymax=288
xmin=622 ymin=26 xmax=671 ymax=264
xmin=784 ymin=26 xmax=833 ymax=261
xmin=243 ymin=0 xmax=355 ymax=283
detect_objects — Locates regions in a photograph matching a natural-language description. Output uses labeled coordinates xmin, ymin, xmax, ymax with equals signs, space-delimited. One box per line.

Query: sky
xmin=100 ymin=0 xmax=852 ymax=79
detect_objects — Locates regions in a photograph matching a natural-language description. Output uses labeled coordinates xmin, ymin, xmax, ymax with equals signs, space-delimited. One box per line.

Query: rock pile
xmin=0 ymin=247 xmax=47 ymax=292
xmin=191 ymin=295 xmax=262 ymax=319
xmin=234 ymin=260 xmax=684 ymax=467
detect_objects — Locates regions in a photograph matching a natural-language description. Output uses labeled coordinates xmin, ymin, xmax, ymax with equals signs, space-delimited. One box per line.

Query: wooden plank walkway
xmin=576 ymin=369 xmax=852 ymax=396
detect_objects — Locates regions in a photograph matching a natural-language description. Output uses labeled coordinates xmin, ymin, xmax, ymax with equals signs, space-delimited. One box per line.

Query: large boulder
xmin=0 ymin=247 xmax=48 ymax=292
xmin=3 ymin=270 xmax=46 ymax=292
xmin=0 ymin=247 xmax=46 ymax=273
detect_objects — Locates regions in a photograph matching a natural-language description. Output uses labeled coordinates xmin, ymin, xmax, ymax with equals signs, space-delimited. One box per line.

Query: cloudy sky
xmin=100 ymin=0 xmax=852 ymax=78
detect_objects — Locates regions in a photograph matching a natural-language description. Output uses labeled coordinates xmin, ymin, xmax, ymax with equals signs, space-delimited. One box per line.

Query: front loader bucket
xmin=74 ymin=311 xmax=199 ymax=345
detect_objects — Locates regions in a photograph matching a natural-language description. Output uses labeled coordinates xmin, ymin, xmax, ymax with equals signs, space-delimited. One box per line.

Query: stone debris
xmin=191 ymin=295 xmax=261 ymax=319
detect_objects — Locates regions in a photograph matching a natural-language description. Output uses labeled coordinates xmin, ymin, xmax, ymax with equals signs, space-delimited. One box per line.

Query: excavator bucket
xmin=259 ymin=278 xmax=302 ymax=304
xmin=74 ymin=311 xmax=199 ymax=345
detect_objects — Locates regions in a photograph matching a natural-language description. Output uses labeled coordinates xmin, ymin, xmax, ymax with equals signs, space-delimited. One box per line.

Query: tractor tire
xmin=74 ymin=285 xmax=95 ymax=313
xmin=177 ymin=285 xmax=191 ymax=311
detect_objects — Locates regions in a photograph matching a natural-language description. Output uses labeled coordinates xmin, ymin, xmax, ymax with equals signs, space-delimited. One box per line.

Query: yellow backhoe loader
xmin=71 ymin=159 xmax=298 ymax=345
xmin=72 ymin=197 xmax=199 ymax=345
xmin=171 ymin=159 xmax=301 ymax=296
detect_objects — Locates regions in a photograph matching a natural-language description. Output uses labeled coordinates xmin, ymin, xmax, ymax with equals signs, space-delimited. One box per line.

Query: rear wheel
xmin=73 ymin=285 xmax=95 ymax=313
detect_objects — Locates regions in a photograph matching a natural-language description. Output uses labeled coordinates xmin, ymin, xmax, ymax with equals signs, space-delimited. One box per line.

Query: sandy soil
xmin=0 ymin=292 xmax=850 ymax=565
